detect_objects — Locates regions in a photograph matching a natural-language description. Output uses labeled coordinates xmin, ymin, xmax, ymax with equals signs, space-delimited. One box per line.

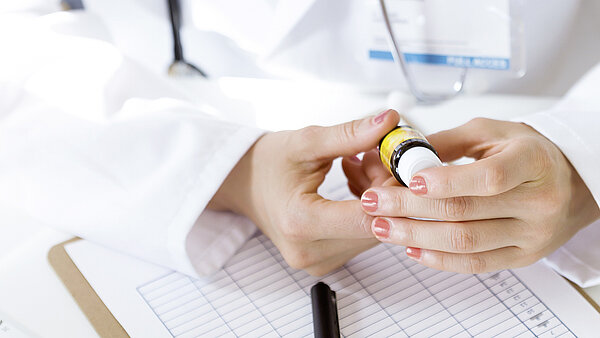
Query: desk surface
xmin=1 ymin=89 xmax=599 ymax=337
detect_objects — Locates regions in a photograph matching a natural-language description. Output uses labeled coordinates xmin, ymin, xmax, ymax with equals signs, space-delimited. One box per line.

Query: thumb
xmin=297 ymin=109 xmax=400 ymax=161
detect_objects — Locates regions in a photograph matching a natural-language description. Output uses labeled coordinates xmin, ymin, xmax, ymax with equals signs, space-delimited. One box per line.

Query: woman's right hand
xmin=208 ymin=110 xmax=400 ymax=275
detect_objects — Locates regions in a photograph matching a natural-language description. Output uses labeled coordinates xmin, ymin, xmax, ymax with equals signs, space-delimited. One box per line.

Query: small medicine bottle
xmin=379 ymin=125 xmax=442 ymax=186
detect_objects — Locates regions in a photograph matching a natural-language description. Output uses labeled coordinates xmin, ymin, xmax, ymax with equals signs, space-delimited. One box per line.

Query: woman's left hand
xmin=343 ymin=118 xmax=600 ymax=274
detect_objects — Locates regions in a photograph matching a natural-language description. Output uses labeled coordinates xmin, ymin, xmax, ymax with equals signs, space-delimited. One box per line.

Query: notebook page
xmin=64 ymin=162 xmax=600 ymax=337
xmin=66 ymin=236 xmax=600 ymax=338
xmin=0 ymin=310 xmax=31 ymax=338
xmin=133 ymin=234 xmax=580 ymax=338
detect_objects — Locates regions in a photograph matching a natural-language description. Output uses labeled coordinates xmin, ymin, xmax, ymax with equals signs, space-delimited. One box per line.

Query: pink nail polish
xmin=409 ymin=176 xmax=427 ymax=195
xmin=406 ymin=247 xmax=422 ymax=260
xmin=372 ymin=218 xmax=391 ymax=239
xmin=373 ymin=109 xmax=391 ymax=125
xmin=361 ymin=191 xmax=378 ymax=212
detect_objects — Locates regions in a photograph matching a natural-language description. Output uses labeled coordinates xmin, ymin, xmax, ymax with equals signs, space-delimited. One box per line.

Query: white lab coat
xmin=1 ymin=0 xmax=600 ymax=286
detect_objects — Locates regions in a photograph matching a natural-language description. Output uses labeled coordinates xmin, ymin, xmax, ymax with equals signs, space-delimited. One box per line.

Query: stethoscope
xmin=166 ymin=0 xmax=207 ymax=77
xmin=165 ymin=0 xmax=467 ymax=104
xmin=378 ymin=0 xmax=466 ymax=103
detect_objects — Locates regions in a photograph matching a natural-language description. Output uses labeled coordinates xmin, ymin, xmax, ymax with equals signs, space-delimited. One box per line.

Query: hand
xmin=342 ymin=148 xmax=398 ymax=198
xmin=209 ymin=109 xmax=400 ymax=275
xmin=352 ymin=118 xmax=600 ymax=274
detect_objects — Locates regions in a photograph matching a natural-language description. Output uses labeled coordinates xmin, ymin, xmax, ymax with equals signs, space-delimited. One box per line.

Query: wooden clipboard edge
xmin=48 ymin=238 xmax=129 ymax=338
xmin=566 ymin=278 xmax=600 ymax=314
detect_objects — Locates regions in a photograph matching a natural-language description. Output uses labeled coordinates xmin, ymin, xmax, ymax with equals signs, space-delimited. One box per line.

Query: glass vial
xmin=379 ymin=125 xmax=442 ymax=186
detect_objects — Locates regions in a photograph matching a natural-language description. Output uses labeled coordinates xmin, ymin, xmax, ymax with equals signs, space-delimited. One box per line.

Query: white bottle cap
xmin=396 ymin=146 xmax=442 ymax=186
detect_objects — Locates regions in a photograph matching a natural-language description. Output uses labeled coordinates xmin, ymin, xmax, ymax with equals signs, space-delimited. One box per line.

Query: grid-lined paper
xmin=137 ymin=234 xmax=574 ymax=338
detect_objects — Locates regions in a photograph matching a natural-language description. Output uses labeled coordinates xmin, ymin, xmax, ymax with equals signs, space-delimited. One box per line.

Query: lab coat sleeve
xmin=0 ymin=11 xmax=263 ymax=277
xmin=516 ymin=62 xmax=600 ymax=287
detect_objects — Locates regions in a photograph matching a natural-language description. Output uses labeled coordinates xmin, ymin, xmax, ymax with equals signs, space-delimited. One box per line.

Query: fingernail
xmin=361 ymin=191 xmax=378 ymax=212
xmin=372 ymin=109 xmax=391 ymax=125
xmin=409 ymin=176 xmax=427 ymax=195
xmin=372 ymin=218 xmax=391 ymax=239
xmin=349 ymin=155 xmax=361 ymax=164
xmin=406 ymin=247 xmax=422 ymax=260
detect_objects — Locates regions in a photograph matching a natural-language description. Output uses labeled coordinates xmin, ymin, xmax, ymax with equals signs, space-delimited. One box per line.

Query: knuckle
xmin=467 ymin=117 xmax=491 ymax=129
xmin=295 ymin=125 xmax=322 ymax=157
xmin=340 ymin=119 xmax=361 ymax=142
xmin=359 ymin=214 xmax=374 ymax=237
xmin=401 ymin=220 xmax=417 ymax=244
xmin=523 ymin=138 xmax=553 ymax=179
xmin=282 ymin=246 xmax=313 ymax=270
xmin=336 ymin=120 xmax=363 ymax=154
xmin=298 ymin=125 xmax=321 ymax=141
xmin=391 ymin=192 xmax=408 ymax=215
xmin=484 ymin=165 xmax=508 ymax=194
xmin=464 ymin=255 xmax=487 ymax=274
xmin=444 ymin=175 xmax=458 ymax=196
xmin=280 ymin=218 xmax=308 ymax=241
xmin=449 ymin=225 xmax=477 ymax=252
xmin=443 ymin=196 xmax=471 ymax=220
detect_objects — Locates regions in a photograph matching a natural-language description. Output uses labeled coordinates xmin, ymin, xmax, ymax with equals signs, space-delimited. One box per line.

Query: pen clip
xmin=330 ymin=289 xmax=340 ymax=335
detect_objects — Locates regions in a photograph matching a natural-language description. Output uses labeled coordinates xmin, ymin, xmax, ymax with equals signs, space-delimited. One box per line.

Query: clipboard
xmin=48 ymin=238 xmax=128 ymax=338
xmin=48 ymin=238 xmax=600 ymax=338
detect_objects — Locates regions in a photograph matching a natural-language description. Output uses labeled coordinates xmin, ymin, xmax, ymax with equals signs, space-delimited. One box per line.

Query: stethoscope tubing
xmin=379 ymin=0 xmax=467 ymax=104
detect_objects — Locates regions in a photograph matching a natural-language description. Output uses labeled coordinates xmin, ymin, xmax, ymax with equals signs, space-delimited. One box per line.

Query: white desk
xmin=1 ymin=88 xmax=598 ymax=337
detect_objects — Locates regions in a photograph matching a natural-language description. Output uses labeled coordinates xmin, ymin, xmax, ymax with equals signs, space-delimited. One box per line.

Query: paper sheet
xmin=65 ymin=161 xmax=600 ymax=337
xmin=66 ymin=234 xmax=600 ymax=337
xmin=0 ymin=310 xmax=32 ymax=338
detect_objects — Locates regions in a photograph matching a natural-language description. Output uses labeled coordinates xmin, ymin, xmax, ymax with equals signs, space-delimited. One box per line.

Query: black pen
xmin=311 ymin=282 xmax=341 ymax=338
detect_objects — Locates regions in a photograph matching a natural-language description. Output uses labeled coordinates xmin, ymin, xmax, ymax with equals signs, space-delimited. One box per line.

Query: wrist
xmin=207 ymin=136 xmax=260 ymax=220
xmin=569 ymin=161 xmax=600 ymax=228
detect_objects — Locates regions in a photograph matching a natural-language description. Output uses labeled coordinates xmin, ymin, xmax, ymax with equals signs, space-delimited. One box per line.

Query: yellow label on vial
xmin=379 ymin=126 xmax=427 ymax=174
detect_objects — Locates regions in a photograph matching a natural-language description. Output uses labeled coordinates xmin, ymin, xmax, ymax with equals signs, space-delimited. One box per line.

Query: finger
xmin=295 ymin=109 xmax=400 ymax=161
xmin=303 ymin=239 xmax=379 ymax=276
xmin=342 ymin=155 xmax=371 ymax=193
xmin=361 ymin=186 xmax=518 ymax=221
xmin=362 ymin=149 xmax=391 ymax=186
xmin=303 ymin=198 xmax=374 ymax=240
xmin=348 ymin=182 xmax=362 ymax=198
xmin=411 ymin=140 xmax=544 ymax=198
xmin=371 ymin=217 xmax=522 ymax=253
xmin=278 ymin=237 xmax=377 ymax=273
xmin=426 ymin=118 xmax=510 ymax=162
xmin=405 ymin=246 xmax=526 ymax=274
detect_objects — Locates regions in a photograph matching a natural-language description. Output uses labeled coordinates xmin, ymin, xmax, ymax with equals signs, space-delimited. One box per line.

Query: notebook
xmin=64 ymin=232 xmax=600 ymax=338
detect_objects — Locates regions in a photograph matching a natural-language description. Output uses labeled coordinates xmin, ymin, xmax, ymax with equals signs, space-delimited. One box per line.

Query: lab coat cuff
xmin=185 ymin=210 xmax=258 ymax=277
xmin=165 ymin=125 xmax=266 ymax=277
xmin=542 ymin=243 xmax=600 ymax=288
